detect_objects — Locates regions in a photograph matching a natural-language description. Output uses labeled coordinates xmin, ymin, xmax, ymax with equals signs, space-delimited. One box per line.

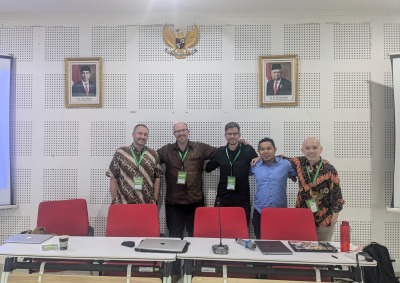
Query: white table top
xmin=0 ymin=236 xmax=176 ymax=262
xmin=178 ymin=237 xmax=376 ymax=267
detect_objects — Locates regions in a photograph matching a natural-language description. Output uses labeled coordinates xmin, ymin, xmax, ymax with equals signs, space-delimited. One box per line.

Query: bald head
xmin=301 ymin=137 xmax=323 ymax=165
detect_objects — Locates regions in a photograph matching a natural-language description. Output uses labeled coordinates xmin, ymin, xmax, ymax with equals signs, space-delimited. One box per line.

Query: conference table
xmin=0 ymin=236 xmax=176 ymax=283
xmin=179 ymin=237 xmax=377 ymax=283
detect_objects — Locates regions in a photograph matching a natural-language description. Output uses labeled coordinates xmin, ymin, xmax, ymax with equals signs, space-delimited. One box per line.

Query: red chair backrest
xmin=37 ymin=199 xmax=89 ymax=236
xmin=260 ymin=208 xmax=318 ymax=241
xmin=193 ymin=207 xmax=249 ymax=239
xmin=105 ymin=204 xmax=160 ymax=237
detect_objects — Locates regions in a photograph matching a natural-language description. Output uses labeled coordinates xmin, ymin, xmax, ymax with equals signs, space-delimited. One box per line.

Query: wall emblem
xmin=163 ymin=24 xmax=199 ymax=59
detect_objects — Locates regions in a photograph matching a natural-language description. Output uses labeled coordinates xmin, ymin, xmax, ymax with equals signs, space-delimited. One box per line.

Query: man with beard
xmin=205 ymin=122 xmax=258 ymax=223
xmin=157 ymin=122 xmax=217 ymax=281
xmin=106 ymin=124 xmax=163 ymax=204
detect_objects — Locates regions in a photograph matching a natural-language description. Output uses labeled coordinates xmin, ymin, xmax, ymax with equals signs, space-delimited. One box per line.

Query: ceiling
xmin=1 ymin=0 xmax=399 ymax=17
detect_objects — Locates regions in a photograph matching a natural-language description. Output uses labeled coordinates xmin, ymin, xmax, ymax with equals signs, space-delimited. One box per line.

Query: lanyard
xmin=178 ymin=148 xmax=189 ymax=170
xmin=130 ymin=145 xmax=146 ymax=168
xmin=306 ymin=160 xmax=323 ymax=198
xmin=225 ymin=144 xmax=241 ymax=175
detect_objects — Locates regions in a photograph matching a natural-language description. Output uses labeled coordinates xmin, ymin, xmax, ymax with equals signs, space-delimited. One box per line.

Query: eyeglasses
xmin=174 ymin=129 xmax=188 ymax=134
xmin=225 ymin=132 xmax=240 ymax=136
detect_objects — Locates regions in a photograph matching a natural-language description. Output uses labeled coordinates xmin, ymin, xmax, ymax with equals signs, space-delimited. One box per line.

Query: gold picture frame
xmin=65 ymin=57 xmax=102 ymax=107
xmin=259 ymin=55 xmax=298 ymax=107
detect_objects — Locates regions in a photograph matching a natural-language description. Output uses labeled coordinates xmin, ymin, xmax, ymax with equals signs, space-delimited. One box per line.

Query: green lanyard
xmin=130 ymin=145 xmax=146 ymax=168
xmin=306 ymin=160 xmax=323 ymax=197
xmin=225 ymin=144 xmax=241 ymax=176
xmin=178 ymin=148 xmax=189 ymax=170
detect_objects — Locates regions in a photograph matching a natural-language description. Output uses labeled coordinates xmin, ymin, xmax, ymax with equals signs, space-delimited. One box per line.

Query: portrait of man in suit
xmin=72 ymin=65 xmax=97 ymax=97
xmin=266 ymin=63 xmax=292 ymax=96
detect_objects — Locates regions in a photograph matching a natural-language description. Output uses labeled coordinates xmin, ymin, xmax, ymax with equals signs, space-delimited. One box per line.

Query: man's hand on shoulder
xmin=250 ymin=156 xmax=261 ymax=166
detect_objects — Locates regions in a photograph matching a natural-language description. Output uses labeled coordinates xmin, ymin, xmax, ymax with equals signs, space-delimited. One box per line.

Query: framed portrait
xmin=259 ymin=55 xmax=298 ymax=107
xmin=65 ymin=57 xmax=102 ymax=107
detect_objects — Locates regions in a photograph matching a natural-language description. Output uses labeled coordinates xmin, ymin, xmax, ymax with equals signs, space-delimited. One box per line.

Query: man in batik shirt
xmin=290 ymin=137 xmax=344 ymax=241
xmin=106 ymin=124 xmax=163 ymax=204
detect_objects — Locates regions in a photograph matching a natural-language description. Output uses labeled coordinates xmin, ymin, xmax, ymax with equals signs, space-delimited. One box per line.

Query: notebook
xmin=254 ymin=240 xmax=293 ymax=255
xmin=4 ymin=234 xmax=54 ymax=244
xmin=288 ymin=241 xmax=338 ymax=253
xmin=135 ymin=238 xmax=189 ymax=253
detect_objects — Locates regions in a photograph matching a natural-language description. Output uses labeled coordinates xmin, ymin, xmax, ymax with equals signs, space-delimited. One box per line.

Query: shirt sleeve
xmin=329 ymin=169 xmax=344 ymax=213
xmin=154 ymin=152 xmax=164 ymax=178
xmin=202 ymin=143 xmax=218 ymax=160
xmin=205 ymin=154 xmax=220 ymax=172
xmin=106 ymin=150 xmax=120 ymax=179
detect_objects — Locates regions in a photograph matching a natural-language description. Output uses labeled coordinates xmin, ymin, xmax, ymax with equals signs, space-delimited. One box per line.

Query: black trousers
xmin=166 ymin=200 xmax=204 ymax=275
xmin=252 ymin=209 xmax=261 ymax=239
xmin=214 ymin=199 xmax=251 ymax=224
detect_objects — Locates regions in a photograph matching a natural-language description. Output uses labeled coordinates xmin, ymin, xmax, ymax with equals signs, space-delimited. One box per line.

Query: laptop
xmin=4 ymin=234 xmax=54 ymax=244
xmin=254 ymin=240 xmax=293 ymax=255
xmin=135 ymin=238 xmax=189 ymax=253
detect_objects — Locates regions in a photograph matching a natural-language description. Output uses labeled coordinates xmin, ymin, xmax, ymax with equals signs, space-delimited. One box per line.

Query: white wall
xmin=0 ymin=13 xmax=399 ymax=270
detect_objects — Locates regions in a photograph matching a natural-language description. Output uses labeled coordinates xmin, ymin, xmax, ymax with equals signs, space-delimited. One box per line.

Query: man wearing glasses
xmin=205 ymin=122 xmax=258 ymax=223
xmin=157 ymin=122 xmax=217 ymax=281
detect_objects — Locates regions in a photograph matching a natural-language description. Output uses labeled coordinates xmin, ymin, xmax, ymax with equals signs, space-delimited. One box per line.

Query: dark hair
xmin=258 ymin=137 xmax=275 ymax=148
xmin=225 ymin=122 xmax=240 ymax=132
xmin=133 ymin=124 xmax=148 ymax=133
xmin=80 ymin=65 xmax=91 ymax=73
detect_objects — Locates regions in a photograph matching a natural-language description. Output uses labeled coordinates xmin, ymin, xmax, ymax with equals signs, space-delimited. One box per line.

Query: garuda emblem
xmin=163 ymin=24 xmax=199 ymax=59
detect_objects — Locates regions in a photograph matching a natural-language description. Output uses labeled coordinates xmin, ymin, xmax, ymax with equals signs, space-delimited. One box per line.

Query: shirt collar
xmin=172 ymin=140 xmax=193 ymax=152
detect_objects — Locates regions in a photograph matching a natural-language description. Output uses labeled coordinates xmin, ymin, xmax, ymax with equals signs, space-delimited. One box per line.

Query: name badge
xmin=306 ymin=198 xmax=319 ymax=213
xmin=177 ymin=171 xmax=187 ymax=184
xmin=133 ymin=177 xmax=143 ymax=190
xmin=227 ymin=176 xmax=236 ymax=190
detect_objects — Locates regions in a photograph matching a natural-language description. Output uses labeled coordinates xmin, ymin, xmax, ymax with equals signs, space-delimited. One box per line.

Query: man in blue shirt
xmin=250 ymin=137 xmax=296 ymax=239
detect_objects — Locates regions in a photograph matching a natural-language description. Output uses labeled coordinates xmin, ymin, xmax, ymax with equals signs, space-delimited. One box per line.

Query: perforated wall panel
xmin=283 ymin=122 xmax=320 ymax=156
xmin=45 ymin=27 xmax=79 ymax=61
xmin=138 ymin=74 xmax=174 ymax=109
xmin=334 ymin=23 xmax=371 ymax=60
xmin=296 ymin=73 xmax=320 ymax=109
xmin=187 ymin=74 xmax=222 ymax=109
xmin=44 ymin=121 xmax=79 ymax=157
xmin=339 ymin=171 xmax=371 ymax=208
xmin=11 ymin=169 xmax=31 ymax=204
xmin=11 ymin=121 xmax=32 ymax=157
xmin=90 ymin=122 xmax=127 ymax=157
xmin=90 ymin=216 xmax=106 ymax=237
xmin=0 ymin=216 xmax=31 ymax=243
xmin=11 ymin=74 xmax=33 ymax=109
xmin=334 ymin=72 xmax=371 ymax=108
xmin=0 ymin=27 xmax=34 ymax=62
xmin=139 ymin=25 xmax=173 ymax=62
xmin=188 ymin=25 xmax=222 ymax=62
xmin=385 ymin=171 xmax=394 ymax=207
xmin=92 ymin=26 xmax=126 ymax=61
xmin=384 ymin=23 xmax=400 ymax=59
xmin=235 ymin=25 xmax=271 ymax=61
xmin=385 ymin=222 xmax=400 ymax=259
xmin=331 ymin=221 xmax=372 ymax=246
xmin=44 ymin=74 xmax=65 ymax=109
xmin=334 ymin=122 xmax=371 ymax=158
xmin=385 ymin=122 xmax=395 ymax=159
xmin=42 ymin=169 xmax=78 ymax=201
xmin=384 ymin=71 xmax=394 ymax=109
xmin=283 ymin=24 xmax=320 ymax=60
xmin=103 ymin=74 xmax=127 ymax=109
xmin=236 ymin=121 xmax=271 ymax=149
xmin=234 ymin=73 xmax=258 ymax=109
xmin=186 ymin=122 xmax=222 ymax=147
xmin=203 ymin=170 xmax=219 ymax=206
xmin=138 ymin=121 xmax=174 ymax=151
xmin=90 ymin=169 xmax=109 ymax=205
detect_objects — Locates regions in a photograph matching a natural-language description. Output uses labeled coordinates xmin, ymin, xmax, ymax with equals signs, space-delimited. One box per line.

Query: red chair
xmin=193 ymin=207 xmax=248 ymax=239
xmin=103 ymin=204 xmax=160 ymax=278
xmin=37 ymin=199 xmax=92 ymax=236
xmin=260 ymin=208 xmax=317 ymax=241
xmin=260 ymin=208 xmax=329 ymax=282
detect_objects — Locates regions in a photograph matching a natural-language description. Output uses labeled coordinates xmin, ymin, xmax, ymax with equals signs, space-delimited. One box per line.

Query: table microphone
xmin=235 ymin=238 xmax=256 ymax=250
xmin=212 ymin=200 xmax=229 ymax=254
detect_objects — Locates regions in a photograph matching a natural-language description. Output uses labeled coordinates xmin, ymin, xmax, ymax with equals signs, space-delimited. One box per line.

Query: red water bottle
xmin=340 ymin=221 xmax=350 ymax=252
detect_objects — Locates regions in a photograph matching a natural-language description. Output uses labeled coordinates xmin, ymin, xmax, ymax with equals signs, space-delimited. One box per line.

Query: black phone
xmin=121 ymin=241 xmax=135 ymax=248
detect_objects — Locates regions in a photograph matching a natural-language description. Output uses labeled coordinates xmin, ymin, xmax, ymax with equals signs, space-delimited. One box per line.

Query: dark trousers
xmin=166 ymin=201 xmax=204 ymax=275
xmin=214 ymin=199 xmax=251 ymax=224
xmin=252 ymin=209 xmax=261 ymax=239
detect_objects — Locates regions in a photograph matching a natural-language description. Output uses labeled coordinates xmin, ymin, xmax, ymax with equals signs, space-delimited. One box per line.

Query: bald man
xmin=290 ymin=137 xmax=344 ymax=241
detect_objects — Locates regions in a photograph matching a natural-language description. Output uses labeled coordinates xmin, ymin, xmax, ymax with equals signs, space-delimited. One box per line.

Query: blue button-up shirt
xmin=250 ymin=157 xmax=297 ymax=213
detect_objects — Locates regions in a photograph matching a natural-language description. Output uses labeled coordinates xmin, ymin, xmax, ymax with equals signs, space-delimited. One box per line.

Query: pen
xmin=331 ymin=255 xmax=338 ymax=259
